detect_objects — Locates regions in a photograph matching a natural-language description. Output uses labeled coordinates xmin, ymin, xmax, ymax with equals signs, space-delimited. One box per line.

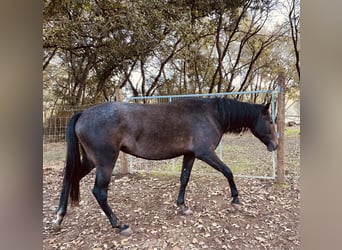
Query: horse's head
xmin=251 ymin=103 xmax=278 ymax=152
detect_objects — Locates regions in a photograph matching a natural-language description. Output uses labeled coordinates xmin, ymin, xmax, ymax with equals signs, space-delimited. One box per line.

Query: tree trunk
xmin=116 ymin=88 xmax=130 ymax=174
xmin=276 ymin=71 xmax=286 ymax=184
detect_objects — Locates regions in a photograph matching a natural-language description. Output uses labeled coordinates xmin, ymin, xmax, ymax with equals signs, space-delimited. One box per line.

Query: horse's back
xmin=74 ymin=99 xmax=222 ymax=160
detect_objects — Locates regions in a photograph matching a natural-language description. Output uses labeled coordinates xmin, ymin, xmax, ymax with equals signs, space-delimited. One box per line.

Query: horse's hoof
xmin=232 ymin=197 xmax=240 ymax=205
xmin=232 ymin=202 xmax=240 ymax=207
xmin=230 ymin=202 xmax=241 ymax=212
xmin=118 ymin=225 xmax=133 ymax=236
xmin=182 ymin=207 xmax=193 ymax=215
xmin=51 ymin=220 xmax=61 ymax=231
xmin=178 ymin=204 xmax=193 ymax=215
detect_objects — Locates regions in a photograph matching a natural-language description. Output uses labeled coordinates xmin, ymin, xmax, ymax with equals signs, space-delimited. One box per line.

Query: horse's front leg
xmin=176 ymin=153 xmax=195 ymax=215
xmin=197 ymin=150 xmax=240 ymax=205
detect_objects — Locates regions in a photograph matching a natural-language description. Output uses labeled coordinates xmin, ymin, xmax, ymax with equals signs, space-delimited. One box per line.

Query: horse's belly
xmin=120 ymin=146 xmax=185 ymax=160
xmin=120 ymin=137 xmax=191 ymax=160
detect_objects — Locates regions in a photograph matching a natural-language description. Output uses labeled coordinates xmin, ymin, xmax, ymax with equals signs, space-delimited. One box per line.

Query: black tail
xmin=64 ymin=112 xmax=82 ymax=206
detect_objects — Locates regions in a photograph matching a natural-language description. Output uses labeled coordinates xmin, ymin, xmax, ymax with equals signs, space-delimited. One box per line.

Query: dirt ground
xmin=43 ymin=127 xmax=300 ymax=250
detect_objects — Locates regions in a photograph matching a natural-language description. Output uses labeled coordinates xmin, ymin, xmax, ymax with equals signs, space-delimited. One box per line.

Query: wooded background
xmin=43 ymin=0 xmax=299 ymax=109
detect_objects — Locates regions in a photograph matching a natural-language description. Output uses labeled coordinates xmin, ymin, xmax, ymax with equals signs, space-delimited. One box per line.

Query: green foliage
xmin=43 ymin=0 xmax=300 ymax=106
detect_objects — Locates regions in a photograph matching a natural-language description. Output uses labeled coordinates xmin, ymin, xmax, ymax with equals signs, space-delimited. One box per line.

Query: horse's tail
xmin=64 ymin=112 xmax=82 ymax=206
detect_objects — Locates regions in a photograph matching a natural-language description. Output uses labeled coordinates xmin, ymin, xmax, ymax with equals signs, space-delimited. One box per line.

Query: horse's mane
xmin=216 ymin=97 xmax=262 ymax=134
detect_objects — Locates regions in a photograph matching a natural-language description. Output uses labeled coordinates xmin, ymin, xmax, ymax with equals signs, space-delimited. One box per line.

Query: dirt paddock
xmin=43 ymin=128 xmax=300 ymax=249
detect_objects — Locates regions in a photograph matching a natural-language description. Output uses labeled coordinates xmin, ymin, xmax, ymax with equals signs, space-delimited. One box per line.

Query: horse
xmin=52 ymin=97 xmax=278 ymax=235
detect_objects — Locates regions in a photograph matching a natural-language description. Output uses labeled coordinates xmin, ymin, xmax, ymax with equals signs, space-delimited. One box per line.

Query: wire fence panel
xmin=43 ymin=105 xmax=91 ymax=143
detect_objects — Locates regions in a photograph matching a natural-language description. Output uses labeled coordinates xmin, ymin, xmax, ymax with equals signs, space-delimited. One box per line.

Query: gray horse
xmin=52 ymin=97 xmax=278 ymax=235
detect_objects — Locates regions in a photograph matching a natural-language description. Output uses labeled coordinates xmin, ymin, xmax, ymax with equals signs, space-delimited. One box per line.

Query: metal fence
xmin=43 ymin=105 xmax=91 ymax=143
xmin=43 ymin=89 xmax=279 ymax=179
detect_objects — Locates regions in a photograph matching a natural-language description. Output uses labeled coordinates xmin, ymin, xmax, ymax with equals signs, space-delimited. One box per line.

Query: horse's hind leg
xmin=79 ymin=153 xmax=95 ymax=180
xmin=52 ymin=154 xmax=94 ymax=230
xmin=197 ymin=150 xmax=239 ymax=205
xmin=92 ymin=151 xmax=132 ymax=235
xmin=176 ymin=153 xmax=195 ymax=215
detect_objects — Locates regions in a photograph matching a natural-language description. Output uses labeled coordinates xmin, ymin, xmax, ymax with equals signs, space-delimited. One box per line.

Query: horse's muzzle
xmin=267 ymin=141 xmax=278 ymax=152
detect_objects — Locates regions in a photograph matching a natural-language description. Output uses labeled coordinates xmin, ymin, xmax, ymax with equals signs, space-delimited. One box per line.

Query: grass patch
xmin=218 ymin=144 xmax=245 ymax=152
xmin=162 ymin=163 xmax=182 ymax=172
xmin=149 ymin=170 xmax=179 ymax=177
xmin=273 ymin=183 xmax=290 ymax=189
xmin=43 ymin=142 xmax=66 ymax=167
xmin=285 ymin=127 xmax=300 ymax=136
xmin=230 ymin=159 xmax=250 ymax=174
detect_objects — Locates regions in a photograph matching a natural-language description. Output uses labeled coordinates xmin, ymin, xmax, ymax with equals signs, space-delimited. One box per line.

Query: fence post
xmin=276 ymin=72 xmax=286 ymax=184
xmin=116 ymin=88 xmax=130 ymax=175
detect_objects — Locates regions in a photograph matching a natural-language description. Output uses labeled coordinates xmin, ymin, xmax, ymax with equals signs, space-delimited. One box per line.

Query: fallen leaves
xmin=43 ymin=132 xmax=300 ymax=249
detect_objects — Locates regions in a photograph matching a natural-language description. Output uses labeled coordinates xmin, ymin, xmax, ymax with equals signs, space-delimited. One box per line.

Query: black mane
xmin=216 ymin=97 xmax=263 ymax=134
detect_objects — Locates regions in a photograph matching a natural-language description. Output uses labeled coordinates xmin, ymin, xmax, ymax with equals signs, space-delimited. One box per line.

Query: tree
xmin=43 ymin=0 xmax=299 ymax=105
xmin=288 ymin=0 xmax=300 ymax=80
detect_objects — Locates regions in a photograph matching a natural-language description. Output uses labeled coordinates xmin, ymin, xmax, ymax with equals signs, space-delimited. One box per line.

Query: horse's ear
xmin=263 ymin=103 xmax=270 ymax=114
